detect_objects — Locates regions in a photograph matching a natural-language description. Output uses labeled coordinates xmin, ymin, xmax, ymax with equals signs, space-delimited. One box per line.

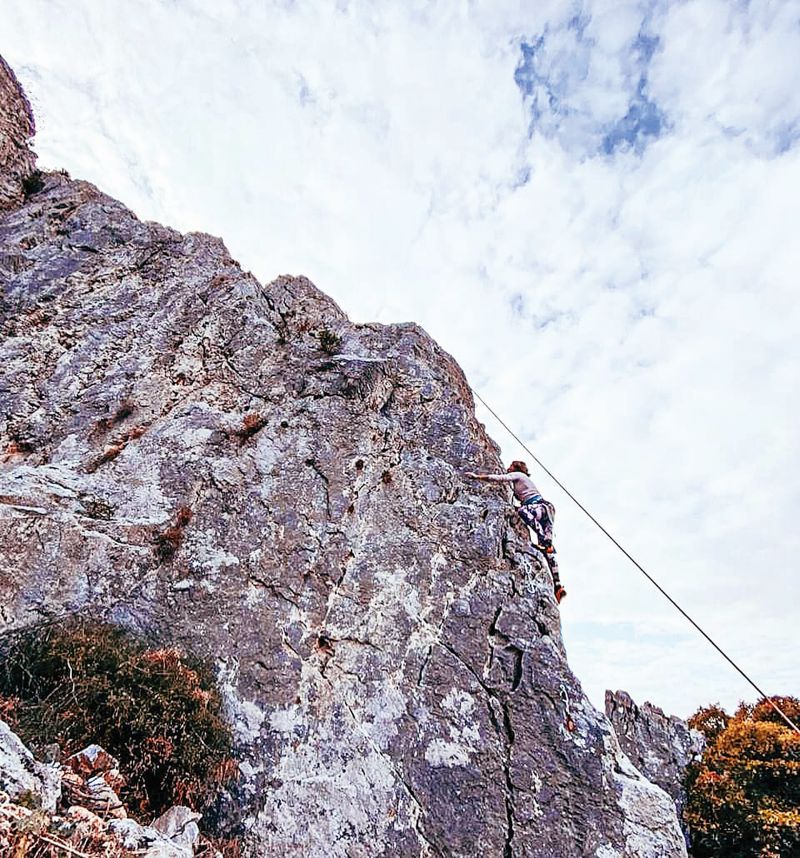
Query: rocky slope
xmin=1 ymin=718 xmax=204 ymax=856
xmin=605 ymin=691 xmax=704 ymax=823
xmin=0 ymin=57 xmax=686 ymax=857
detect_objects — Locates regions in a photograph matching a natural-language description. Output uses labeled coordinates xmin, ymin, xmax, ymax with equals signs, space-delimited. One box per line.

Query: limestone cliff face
xmin=0 ymin=58 xmax=686 ymax=857
xmin=605 ymin=691 xmax=705 ymax=823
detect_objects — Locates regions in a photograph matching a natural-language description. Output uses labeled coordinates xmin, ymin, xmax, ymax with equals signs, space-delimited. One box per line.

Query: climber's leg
xmin=519 ymin=501 xmax=566 ymax=604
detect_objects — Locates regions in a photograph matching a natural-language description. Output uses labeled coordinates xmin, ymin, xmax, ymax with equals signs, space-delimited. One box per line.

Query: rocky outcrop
xmin=0 ymin=718 xmax=61 ymax=812
xmin=0 ymin=56 xmax=37 ymax=210
xmin=0 ymin=719 xmax=201 ymax=856
xmin=61 ymin=745 xmax=128 ymax=820
xmin=0 ymin=56 xmax=686 ymax=856
xmin=605 ymin=690 xmax=704 ymax=820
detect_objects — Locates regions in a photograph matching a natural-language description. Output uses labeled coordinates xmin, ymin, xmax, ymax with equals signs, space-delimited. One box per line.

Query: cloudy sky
xmin=4 ymin=0 xmax=799 ymax=718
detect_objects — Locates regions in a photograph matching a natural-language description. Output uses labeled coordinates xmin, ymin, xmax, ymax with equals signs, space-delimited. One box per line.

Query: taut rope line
xmin=471 ymin=386 xmax=800 ymax=736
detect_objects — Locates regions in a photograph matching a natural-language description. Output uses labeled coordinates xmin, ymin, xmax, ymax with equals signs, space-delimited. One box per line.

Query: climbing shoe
xmin=554 ymin=585 xmax=567 ymax=605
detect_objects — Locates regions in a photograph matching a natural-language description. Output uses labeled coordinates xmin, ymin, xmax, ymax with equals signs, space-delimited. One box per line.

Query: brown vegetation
xmin=0 ymin=618 xmax=236 ymax=819
xmin=85 ymin=425 xmax=147 ymax=473
xmin=2 ymin=437 xmax=36 ymax=464
xmin=0 ymin=799 xmax=133 ymax=857
xmin=234 ymin=412 xmax=268 ymax=439
xmin=154 ymin=505 xmax=193 ymax=561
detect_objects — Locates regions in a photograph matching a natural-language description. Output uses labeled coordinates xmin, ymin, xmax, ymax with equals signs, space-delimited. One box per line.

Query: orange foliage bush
xmin=685 ymin=697 xmax=800 ymax=857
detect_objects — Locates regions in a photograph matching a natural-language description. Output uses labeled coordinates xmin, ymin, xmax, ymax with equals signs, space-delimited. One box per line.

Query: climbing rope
xmin=471 ymin=386 xmax=800 ymax=736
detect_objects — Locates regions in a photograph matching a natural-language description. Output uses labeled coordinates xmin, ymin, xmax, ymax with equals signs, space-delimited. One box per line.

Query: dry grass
xmin=85 ymin=425 xmax=147 ymax=473
xmin=154 ymin=505 xmax=193 ymax=561
xmin=0 ymin=798 xmax=132 ymax=857
xmin=233 ymin=413 xmax=268 ymax=440
xmin=0 ymin=618 xmax=235 ymax=819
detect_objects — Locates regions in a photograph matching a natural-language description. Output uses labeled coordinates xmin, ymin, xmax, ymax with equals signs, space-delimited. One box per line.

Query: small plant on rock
xmin=234 ymin=413 xmax=268 ymax=439
xmin=22 ymin=170 xmax=45 ymax=197
xmin=154 ymin=505 xmax=193 ymax=561
xmin=318 ymin=328 xmax=342 ymax=355
xmin=85 ymin=425 xmax=147 ymax=473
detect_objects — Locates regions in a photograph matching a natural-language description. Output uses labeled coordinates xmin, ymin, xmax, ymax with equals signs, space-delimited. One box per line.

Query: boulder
xmin=0 ymin=718 xmax=61 ymax=812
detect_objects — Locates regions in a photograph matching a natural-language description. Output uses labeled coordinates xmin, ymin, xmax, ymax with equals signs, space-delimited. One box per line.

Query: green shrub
xmin=22 ymin=170 xmax=45 ymax=196
xmin=685 ymin=697 xmax=800 ymax=857
xmin=318 ymin=328 xmax=342 ymax=354
xmin=0 ymin=618 xmax=236 ymax=818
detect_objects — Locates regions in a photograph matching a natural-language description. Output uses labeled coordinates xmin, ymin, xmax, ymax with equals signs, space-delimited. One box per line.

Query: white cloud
xmin=649 ymin=0 xmax=800 ymax=154
xmin=3 ymin=0 xmax=799 ymax=718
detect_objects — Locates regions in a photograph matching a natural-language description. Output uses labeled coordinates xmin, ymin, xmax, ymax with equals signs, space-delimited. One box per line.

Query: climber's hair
xmin=507 ymin=460 xmax=529 ymax=475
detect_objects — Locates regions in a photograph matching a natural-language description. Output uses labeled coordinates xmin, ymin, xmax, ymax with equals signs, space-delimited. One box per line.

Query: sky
xmin=3 ymin=0 xmax=799 ymax=719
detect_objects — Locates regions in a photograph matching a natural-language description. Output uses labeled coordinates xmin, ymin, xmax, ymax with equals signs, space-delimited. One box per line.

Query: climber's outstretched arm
xmin=465 ymin=471 xmax=516 ymax=482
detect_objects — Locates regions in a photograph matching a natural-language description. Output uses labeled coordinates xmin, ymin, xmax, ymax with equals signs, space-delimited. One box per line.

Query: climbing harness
xmin=471 ymin=386 xmax=800 ymax=736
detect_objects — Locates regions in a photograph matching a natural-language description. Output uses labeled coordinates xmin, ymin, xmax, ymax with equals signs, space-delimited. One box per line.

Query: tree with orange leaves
xmin=684 ymin=696 xmax=800 ymax=857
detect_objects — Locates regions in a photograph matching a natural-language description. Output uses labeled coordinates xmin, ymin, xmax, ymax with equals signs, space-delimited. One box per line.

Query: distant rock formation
xmin=606 ymin=690 xmax=705 ymax=821
xmin=0 ymin=55 xmax=686 ymax=856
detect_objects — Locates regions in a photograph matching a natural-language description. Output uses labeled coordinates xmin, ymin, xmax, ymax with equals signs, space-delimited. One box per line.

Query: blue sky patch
xmin=601 ymin=80 xmax=667 ymax=155
xmin=513 ymin=37 xmax=546 ymax=101
xmin=772 ymin=120 xmax=800 ymax=155
xmin=514 ymin=18 xmax=668 ymax=158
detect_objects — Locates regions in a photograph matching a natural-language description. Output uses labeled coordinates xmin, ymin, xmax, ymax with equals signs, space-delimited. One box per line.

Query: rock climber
xmin=466 ymin=461 xmax=566 ymax=604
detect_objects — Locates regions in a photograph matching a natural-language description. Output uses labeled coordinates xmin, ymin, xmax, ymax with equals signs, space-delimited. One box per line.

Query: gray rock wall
xmin=0 ymin=56 xmax=36 ymax=210
xmin=0 ymin=56 xmax=686 ymax=857
xmin=605 ymin=690 xmax=705 ymax=820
